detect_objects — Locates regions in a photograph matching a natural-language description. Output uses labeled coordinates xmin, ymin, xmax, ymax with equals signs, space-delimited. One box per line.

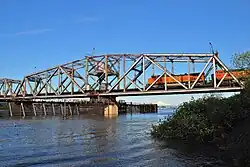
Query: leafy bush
xmin=151 ymin=78 xmax=250 ymax=166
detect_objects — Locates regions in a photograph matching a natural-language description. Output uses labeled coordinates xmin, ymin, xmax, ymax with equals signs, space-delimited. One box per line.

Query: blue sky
xmin=0 ymin=0 xmax=249 ymax=105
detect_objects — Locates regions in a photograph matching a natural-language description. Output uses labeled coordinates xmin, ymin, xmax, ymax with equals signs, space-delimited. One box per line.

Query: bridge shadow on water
xmin=0 ymin=109 xmax=225 ymax=167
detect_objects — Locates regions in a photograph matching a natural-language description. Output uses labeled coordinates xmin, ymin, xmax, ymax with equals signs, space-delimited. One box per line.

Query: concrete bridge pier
xmin=103 ymin=96 xmax=118 ymax=116
xmin=90 ymin=96 xmax=118 ymax=116
xmin=104 ymin=103 xmax=118 ymax=116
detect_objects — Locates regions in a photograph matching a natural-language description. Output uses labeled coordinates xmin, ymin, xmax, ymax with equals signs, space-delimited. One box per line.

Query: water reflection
xmin=0 ymin=109 xmax=216 ymax=166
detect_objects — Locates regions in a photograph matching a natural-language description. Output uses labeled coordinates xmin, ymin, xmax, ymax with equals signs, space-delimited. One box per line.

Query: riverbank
xmin=151 ymin=79 xmax=250 ymax=166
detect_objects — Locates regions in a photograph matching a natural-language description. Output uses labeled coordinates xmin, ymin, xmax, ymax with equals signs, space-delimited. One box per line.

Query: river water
xmin=0 ymin=109 xmax=220 ymax=167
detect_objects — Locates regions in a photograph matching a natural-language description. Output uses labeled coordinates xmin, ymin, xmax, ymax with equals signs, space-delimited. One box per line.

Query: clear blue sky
xmin=0 ymin=0 xmax=249 ymax=105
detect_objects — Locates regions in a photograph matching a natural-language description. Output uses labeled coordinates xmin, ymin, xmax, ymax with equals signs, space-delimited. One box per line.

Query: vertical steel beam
xmin=105 ymin=55 xmax=108 ymax=90
xmin=71 ymin=67 xmax=74 ymax=95
xmin=123 ymin=55 xmax=126 ymax=92
xmin=134 ymin=59 xmax=137 ymax=86
xmin=192 ymin=60 xmax=195 ymax=72
xmin=3 ymin=80 xmax=6 ymax=97
xmin=152 ymin=63 xmax=155 ymax=76
xmin=143 ymin=56 xmax=145 ymax=90
xmin=118 ymin=59 xmax=120 ymax=90
xmin=171 ymin=60 xmax=174 ymax=74
xmin=7 ymin=82 xmax=11 ymax=96
xmin=34 ymin=78 xmax=37 ymax=94
xmin=58 ymin=68 xmax=61 ymax=93
xmin=85 ymin=58 xmax=89 ymax=90
xmin=10 ymin=83 xmax=12 ymax=95
xmin=188 ymin=57 xmax=191 ymax=89
xmin=45 ymin=73 xmax=48 ymax=96
xmin=213 ymin=57 xmax=217 ymax=88
xmin=23 ymin=80 xmax=26 ymax=97
xmin=3 ymin=81 xmax=6 ymax=96
xmin=26 ymin=78 xmax=33 ymax=95
xmin=49 ymin=79 xmax=52 ymax=94
xmin=39 ymin=79 xmax=42 ymax=93
xmin=164 ymin=56 xmax=167 ymax=91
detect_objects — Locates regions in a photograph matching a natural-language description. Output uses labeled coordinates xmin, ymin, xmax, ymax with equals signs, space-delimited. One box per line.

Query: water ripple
xmin=0 ymin=110 xmax=215 ymax=166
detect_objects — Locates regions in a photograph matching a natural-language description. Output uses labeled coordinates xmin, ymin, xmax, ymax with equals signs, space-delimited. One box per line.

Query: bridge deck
xmin=0 ymin=86 xmax=242 ymax=101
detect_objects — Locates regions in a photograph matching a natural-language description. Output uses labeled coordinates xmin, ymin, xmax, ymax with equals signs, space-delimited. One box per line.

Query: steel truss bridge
xmin=0 ymin=52 xmax=244 ymax=101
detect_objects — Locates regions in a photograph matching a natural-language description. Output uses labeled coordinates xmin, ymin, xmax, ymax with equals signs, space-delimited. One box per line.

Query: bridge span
xmin=0 ymin=52 xmax=246 ymax=115
xmin=0 ymin=52 xmax=245 ymax=100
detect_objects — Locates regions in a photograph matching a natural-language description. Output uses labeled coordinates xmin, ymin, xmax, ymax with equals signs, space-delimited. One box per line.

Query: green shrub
xmin=151 ymin=78 xmax=250 ymax=166
xmin=152 ymin=95 xmax=231 ymax=143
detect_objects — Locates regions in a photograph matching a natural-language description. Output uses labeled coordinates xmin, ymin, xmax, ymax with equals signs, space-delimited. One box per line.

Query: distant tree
xmin=231 ymin=51 xmax=250 ymax=69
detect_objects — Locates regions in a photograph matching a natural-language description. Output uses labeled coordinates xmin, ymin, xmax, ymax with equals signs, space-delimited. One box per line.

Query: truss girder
xmin=15 ymin=58 xmax=87 ymax=97
xmin=1 ymin=52 xmax=244 ymax=99
xmin=0 ymin=78 xmax=21 ymax=97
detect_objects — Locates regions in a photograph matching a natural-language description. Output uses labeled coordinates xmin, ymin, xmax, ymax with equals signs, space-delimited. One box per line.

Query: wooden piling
xmin=75 ymin=104 xmax=79 ymax=115
xmin=32 ymin=103 xmax=37 ymax=116
xmin=8 ymin=102 xmax=12 ymax=117
xmin=64 ymin=102 xmax=66 ymax=116
xmin=130 ymin=102 xmax=132 ymax=113
xmin=60 ymin=104 xmax=63 ymax=115
xmin=21 ymin=102 xmax=25 ymax=117
xmin=52 ymin=103 xmax=55 ymax=116
xmin=68 ymin=104 xmax=72 ymax=116
xmin=43 ymin=103 xmax=47 ymax=116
